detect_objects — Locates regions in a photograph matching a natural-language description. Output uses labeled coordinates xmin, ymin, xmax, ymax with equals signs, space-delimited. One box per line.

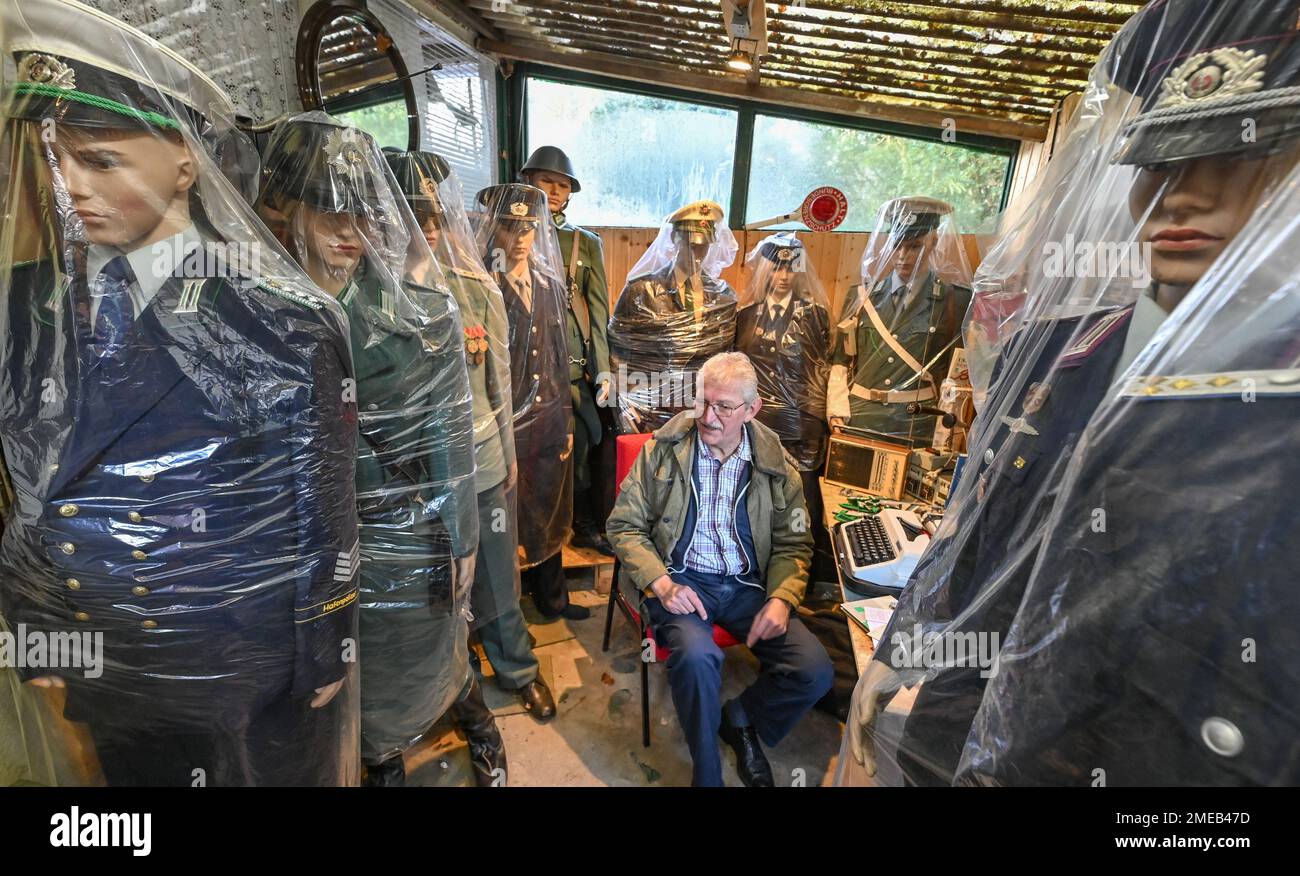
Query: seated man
xmin=607 ymin=352 xmax=833 ymax=787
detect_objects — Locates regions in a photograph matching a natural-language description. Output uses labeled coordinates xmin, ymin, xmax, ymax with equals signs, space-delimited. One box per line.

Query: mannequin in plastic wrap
xmin=0 ymin=0 xmax=359 ymax=786
xmin=384 ymin=147 xmax=532 ymax=772
xmin=827 ymin=198 xmax=972 ymax=448
xmin=958 ymin=4 xmax=1300 ymax=788
xmin=520 ymin=146 xmax=614 ymax=559
xmin=475 ymin=185 xmax=577 ymax=643
xmin=841 ymin=0 xmax=1300 ymax=787
xmin=256 ymin=115 xmax=483 ymax=787
xmin=733 ymin=233 xmax=831 ymax=567
xmin=609 ymin=200 xmax=739 ymax=433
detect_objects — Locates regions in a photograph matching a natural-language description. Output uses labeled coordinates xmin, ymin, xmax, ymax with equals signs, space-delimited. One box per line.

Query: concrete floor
xmin=403 ymin=572 xmax=848 ymax=788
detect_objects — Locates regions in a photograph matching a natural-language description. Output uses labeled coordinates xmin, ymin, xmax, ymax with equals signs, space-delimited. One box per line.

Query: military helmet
xmin=881 ymin=196 xmax=953 ymax=240
xmin=669 ymin=200 xmax=724 ymax=246
xmin=259 ymin=116 xmax=388 ymax=217
xmin=519 ymin=145 xmax=581 ymax=192
xmin=1111 ymin=0 xmax=1300 ymax=167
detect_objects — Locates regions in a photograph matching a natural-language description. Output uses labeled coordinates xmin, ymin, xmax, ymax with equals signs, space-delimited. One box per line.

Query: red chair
xmin=602 ymin=433 xmax=741 ymax=747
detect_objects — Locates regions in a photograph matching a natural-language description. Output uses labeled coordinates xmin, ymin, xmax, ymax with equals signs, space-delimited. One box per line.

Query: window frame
xmin=504 ymin=64 xmax=1020 ymax=230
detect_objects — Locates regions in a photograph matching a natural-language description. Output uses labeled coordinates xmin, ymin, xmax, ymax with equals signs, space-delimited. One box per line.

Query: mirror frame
xmin=296 ymin=0 xmax=421 ymax=151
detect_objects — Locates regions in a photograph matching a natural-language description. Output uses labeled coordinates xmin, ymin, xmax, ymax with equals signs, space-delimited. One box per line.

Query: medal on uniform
xmin=464 ymin=325 xmax=487 ymax=366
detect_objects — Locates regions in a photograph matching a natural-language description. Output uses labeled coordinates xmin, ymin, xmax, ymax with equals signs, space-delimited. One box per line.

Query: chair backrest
xmin=614 ymin=433 xmax=655 ymax=497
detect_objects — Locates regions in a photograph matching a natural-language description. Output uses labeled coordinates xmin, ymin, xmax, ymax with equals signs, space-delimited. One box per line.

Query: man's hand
xmin=746 ymin=597 xmax=791 ymax=647
xmin=829 ymin=416 xmax=848 ymax=431
xmin=847 ymin=660 xmax=901 ymax=776
xmin=311 ymin=679 xmax=345 ymax=709
xmin=25 ymin=676 xmax=65 ymax=689
xmin=596 ymin=378 xmax=611 ymax=407
xmin=651 ymin=574 xmax=707 ymax=620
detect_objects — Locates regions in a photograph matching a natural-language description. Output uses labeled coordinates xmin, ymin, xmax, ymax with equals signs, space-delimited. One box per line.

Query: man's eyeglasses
xmin=694 ymin=398 xmax=747 ymax=419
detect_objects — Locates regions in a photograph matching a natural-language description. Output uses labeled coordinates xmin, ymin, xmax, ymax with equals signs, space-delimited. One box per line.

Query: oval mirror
xmin=297 ymin=0 xmax=420 ymax=150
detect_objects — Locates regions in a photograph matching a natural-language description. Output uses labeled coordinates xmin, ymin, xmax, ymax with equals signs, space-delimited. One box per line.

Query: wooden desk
xmin=819 ymin=479 xmax=877 ymax=677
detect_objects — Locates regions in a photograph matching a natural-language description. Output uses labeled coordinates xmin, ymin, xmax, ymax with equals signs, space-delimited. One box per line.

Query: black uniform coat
xmin=880 ymin=305 xmax=1137 ymax=785
xmin=494 ymin=263 xmax=572 ymax=567
xmin=0 ymin=255 xmax=359 ymax=741
xmin=735 ymin=297 xmax=830 ymax=471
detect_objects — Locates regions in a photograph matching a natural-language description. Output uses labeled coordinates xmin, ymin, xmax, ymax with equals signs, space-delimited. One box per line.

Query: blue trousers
xmin=644 ymin=569 xmax=834 ymax=787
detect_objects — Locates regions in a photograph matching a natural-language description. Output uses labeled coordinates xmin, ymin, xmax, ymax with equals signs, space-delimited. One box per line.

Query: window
xmin=335 ymin=101 xmax=411 ymax=151
xmin=746 ymin=115 xmax=1011 ymax=234
xmin=519 ymin=71 xmax=1015 ymax=233
xmin=371 ymin=0 xmax=498 ymax=207
xmin=525 ymin=78 xmax=739 ymax=227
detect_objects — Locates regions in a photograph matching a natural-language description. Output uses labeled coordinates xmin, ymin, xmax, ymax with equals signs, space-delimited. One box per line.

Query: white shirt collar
xmin=765 ymin=290 xmax=793 ymax=319
xmin=87 ymin=225 xmax=202 ymax=311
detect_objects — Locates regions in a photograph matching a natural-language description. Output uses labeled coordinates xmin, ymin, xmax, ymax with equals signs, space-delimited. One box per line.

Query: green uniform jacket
xmin=443 ymin=266 xmax=517 ymax=493
xmin=606 ymin=412 xmax=812 ymax=610
xmin=831 ymin=271 xmax=971 ymax=446
xmin=554 ymin=213 xmax=609 ymax=446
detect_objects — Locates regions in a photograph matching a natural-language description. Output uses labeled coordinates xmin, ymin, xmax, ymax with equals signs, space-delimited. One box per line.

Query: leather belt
xmin=849 ymin=384 xmax=937 ymax=404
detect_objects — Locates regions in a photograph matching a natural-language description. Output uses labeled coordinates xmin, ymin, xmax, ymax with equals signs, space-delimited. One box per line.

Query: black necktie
xmin=92 ymin=255 xmax=135 ymax=359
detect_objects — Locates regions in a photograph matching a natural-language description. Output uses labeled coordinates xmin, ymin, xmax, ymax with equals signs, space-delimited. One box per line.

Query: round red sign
xmin=801 ymin=187 xmax=848 ymax=232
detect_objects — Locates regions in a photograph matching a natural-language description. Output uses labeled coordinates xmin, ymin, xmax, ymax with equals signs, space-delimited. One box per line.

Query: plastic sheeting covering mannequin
xmin=841 ymin=0 xmax=1300 ymax=787
xmin=609 ymin=200 xmax=739 ymax=433
xmin=828 ymin=198 xmax=973 ymax=448
xmin=0 ymin=0 xmax=360 ymax=786
xmin=473 ymin=184 xmax=573 ymax=581
xmin=256 ymin=113 xmax=478 ymax=784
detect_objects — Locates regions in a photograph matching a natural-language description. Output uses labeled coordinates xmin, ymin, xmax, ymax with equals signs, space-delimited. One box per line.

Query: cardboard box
xmin=825 ymin=432 xmax=910 ymax=499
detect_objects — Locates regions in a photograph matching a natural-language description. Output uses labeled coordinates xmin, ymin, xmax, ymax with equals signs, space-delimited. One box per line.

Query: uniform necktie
xmin=771 ymin=305 xmax=784 ymax=327
xmin=92 ymin=255 xmax=136 ymax=359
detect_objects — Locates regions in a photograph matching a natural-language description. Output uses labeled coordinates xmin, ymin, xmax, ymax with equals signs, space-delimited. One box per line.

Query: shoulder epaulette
xmin=451 ymin=266 xmax=491 ymax=283
xmin=255 ymin=277 xmax=325 ymax=311
xmin=1122 ymin=369 xmax=1300 ymax=399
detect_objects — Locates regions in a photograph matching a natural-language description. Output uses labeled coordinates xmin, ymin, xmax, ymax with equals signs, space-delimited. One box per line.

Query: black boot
xmin=449 ymin=677 xmax=508 ymax=787
xmin=363 ymin=755 xmax=406 ymax=787
xmin=571 ymin=488 xmax=615 ymax=556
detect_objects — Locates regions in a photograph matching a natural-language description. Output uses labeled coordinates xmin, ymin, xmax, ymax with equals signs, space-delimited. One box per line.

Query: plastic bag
xmin=828 ymin=197 xmax=973 ymax=448
xmin=473 ymin=182 xmax=573 ymax=569
xmin=608 ymin=200 xmax=739 ymax=433
xmin=256 ymin=114 xmax=479 ymax=767
xmin=856 ymin=0 xmax=1300 ymax=786
xmin=734 ymin=232 xmax=830 ymax=471
xmin=0 ymin=0 xmax=361 ymax=786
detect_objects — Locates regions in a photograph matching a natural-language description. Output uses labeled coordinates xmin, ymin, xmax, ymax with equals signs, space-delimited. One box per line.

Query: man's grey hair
xmin=698 ymin=352 xmax=759 ymax=404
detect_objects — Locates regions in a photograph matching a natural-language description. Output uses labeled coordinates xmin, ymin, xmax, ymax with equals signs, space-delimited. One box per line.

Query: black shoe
xmin=719 ymin=712 xmax=774 ymax=787
xmin=363 ymin=755 xmax=406 ymax=787
xmin=449 ymin=677 xmax=508 ymax=787
xmin=570 ymin=527 xmax=615 ymax=557
xmin=518 ymin=678 xmax=556 ymax=722
xmin=559 ymin=603 xmax=591 ymax=620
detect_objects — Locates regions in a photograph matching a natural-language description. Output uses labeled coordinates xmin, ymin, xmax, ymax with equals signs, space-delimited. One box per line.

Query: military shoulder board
xmin=1060 ymin=307 xmax=1133 ymax=366
xmin=929 ymin=277 xmax=944 ymax=300
xmin=451 ymin=266 xmax=490 ymax=283
xmin=258 ymin=277 xmax=324 ymax=311
xmin=1122 ymin=369 xmax=1300 ymax=399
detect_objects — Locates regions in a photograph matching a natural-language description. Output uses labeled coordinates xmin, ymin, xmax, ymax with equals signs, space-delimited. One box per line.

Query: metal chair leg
xmin=602 ymin=559 xmax=619 ymax=652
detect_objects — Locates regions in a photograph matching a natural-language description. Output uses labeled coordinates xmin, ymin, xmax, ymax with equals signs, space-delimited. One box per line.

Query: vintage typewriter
xmin=835 ymin=508 xmax=931 ymax=595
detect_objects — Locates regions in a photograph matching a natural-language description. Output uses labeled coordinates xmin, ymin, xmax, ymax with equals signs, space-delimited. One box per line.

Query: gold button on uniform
xmin=139 ymin=474 xmax=155 ymax=484
xmin=141 ymin=620 xmax=158 ymax=629
xmin=59 ymin=503 xmax=79 ymax=517
xmin=128 ymin=511 xmax=143 ymax=523
xmin=65 ymin=578 xmax=81 ymax=590
xmin=60 ymin=542 xmax=76 ymax=556
xmin=74 ymin=611 xmax=89 ymax=622
xmin=131 ymin=549 xmax=148 ymax=561
xmin=132 ymin=585 xmax=149 ymax=597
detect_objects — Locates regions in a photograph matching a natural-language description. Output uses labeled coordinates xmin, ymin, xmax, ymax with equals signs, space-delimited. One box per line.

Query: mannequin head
xmin=259 ymin=195 xmax=363 ymax=296
xmin=768 ymin=263 xmax=795 ymax=299
xmin=891 ymin=230 xmax=936 ymax=284
xmin=55 ymin=125 xmax=195 ymax=251
xmin=491 ymin=220 xmax=535 ymax=272
xmin=1131 ymin=142 xmax=1300 ymax=307
xmin=526 ymin=169 xmax=572 ymax=215
xmin=418 ymin=211 xmax=443 ymax=254
xmin=672 ymin=231 xmax=709 ymax=273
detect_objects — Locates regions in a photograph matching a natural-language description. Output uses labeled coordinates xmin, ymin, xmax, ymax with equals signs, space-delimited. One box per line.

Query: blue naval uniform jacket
xmin=0 ymin=254 xmax=359 ymax=728
xmin=879 ymin=304 xmax=1140 ymax=785
xmin=959 ymin=354 xmax=1300 ymax=786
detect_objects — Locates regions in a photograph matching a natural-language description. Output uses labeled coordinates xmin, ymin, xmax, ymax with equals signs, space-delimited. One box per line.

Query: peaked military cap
xmin=881 ymin=196 xmax=953 ymax=240
xmin=476 ymin=183 xmax=544 ymax=225
xmin=669 ymin=200 xmax=724 ymax=245
xmin=260 ymin=117 xmax=388 ymax=216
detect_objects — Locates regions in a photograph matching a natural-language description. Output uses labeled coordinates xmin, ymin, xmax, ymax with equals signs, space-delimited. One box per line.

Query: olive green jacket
xmin=553 ymin=215 xmax=611 ymax=386
xmin=606 ymin=411 xmax=812 ymax=609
